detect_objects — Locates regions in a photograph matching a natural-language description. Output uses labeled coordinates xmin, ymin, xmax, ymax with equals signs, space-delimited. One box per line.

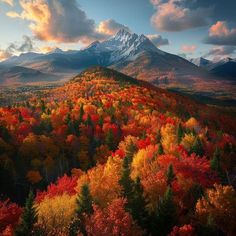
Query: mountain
xmin=190 ymin=57 xmax=211 ymax=68
xmin=0 ymin=29 xmax=235 ymax=104
xmin=207 ymin=58 xmax=236 ymax=79
xmin=190 ymin=57 xmax=236 ymax=80
xmin=0 ymin=66 xmax=58 ymax=85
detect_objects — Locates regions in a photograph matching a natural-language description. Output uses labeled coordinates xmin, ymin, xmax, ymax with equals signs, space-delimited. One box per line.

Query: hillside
xmin=0 ymin=66 xmax=58 ymax=85
xmin=0 ymin=67 xmax=235 ymax=235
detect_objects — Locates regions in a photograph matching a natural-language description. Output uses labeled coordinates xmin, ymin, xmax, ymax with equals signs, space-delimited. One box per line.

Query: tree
xmin=210 ymin=147 xmax=226 ymax=184
xmin=190 ymin=137 xmax=204 ymax=156
xmin=119 ymin=156 xmax=133 ymax=202
xmin=16 ymin=191 xmax=37 ymax=236
xmin=119 ymin=157 xmax=148 ymax=231
xmin=105 ymin=129 xmax=115 ymax=151
xmin=76 ymin=184 xmax=93 ymax=216
xmin=196 ymin=184 xmax=236 ymax=235
xmin=151 ymin=187 xmax=177 ymax=236
xmin=158 ymin=143 xmax=164 ymax=155
xmin=177 ymin=123 xmax=184 ymax=144
xmin=166 ymin=164 xmax=175 ymax=186
xmin=125 ymin=140 xmax=137 ymax=161
xmin=85 ymin=199 xmax=143 ymax=236
xmin=69 ymin=184 xmax=93 ymax=236
xmin=0 ymin=199 xmax=22 ymax=233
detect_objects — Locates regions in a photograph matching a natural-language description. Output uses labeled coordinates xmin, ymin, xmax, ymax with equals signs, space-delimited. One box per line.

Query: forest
xmin=0 ymin=67 xmax=235 ymax=236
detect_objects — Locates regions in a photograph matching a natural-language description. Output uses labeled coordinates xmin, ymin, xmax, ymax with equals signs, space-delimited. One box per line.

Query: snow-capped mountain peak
xmin=94 ymin=29 xmax=165 ymax=63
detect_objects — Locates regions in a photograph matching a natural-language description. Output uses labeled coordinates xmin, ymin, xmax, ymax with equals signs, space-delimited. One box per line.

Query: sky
xmin=0 ymin=0 xmax=236 ymax=61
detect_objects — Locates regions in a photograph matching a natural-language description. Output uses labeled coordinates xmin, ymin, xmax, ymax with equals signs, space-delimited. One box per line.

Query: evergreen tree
xmin=191 ymin=137 xmax=204 ymax=156
xmin=119 ymin=156 xmax=133 ymax=201
xmin=151 ymin=187 xmax=177 ymax=236
xmin=15 ymin=191 xmax=37 ymax=236
xmin=79 ymin=104 xmax=84 ymax=123
xmin=132 ymin=177 xmax=149 ymax=230
xmin=166 ymin=164 xmax=175 ymax=186
xmin=119 ymin=158 xmax=149 ymax=231
xmin=156 ymin=129 xmax=161 ymax=143
xmin=158 ymin=143 xmax=164 ymax=155
xmin=85 ymin=114 xmax=93 ymax=127
xmin=76 ymin=184 xmax=93 ymax=216
xmin=69 ymin=184 xmax=93 ymax=236
xmin=125 ymin=140 xmax=137 ymax=161
xmin=210 ymin=147 xmax=227 ymax=184
xmin=40 ymin=100 xmax=46 ymax=113
xmin=65 ymin=113 xmax=71 ymax=124
xmin=105 ymin=129 xmax=115 ymax=151
xmin=177 ymin=123 xmax=184 ymax=143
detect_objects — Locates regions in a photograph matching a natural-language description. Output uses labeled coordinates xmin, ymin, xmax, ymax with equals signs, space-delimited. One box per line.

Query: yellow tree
xmin=196 ymin=184 xmax=236 ymax=235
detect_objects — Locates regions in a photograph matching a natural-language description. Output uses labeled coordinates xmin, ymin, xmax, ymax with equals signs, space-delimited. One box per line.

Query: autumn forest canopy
xmin=0 ymin=66 xmax=236 ymax=236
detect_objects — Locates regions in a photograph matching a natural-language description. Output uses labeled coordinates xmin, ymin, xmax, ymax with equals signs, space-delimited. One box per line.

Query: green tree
xmin=16 ymin=191 xmax=38 ymax=236
xmin=151 ymin=187 xmax=177 ymax=236
xmin=191 ymin=137 xmax=204 ymax=156
xmin=177 ymin=123 xmax=184 ymax=143
xmin=69 ymin=184 xmax=93 ymax=236
xmin=166 ymin=164 xmax=175 ymax=186
xmin=105 ymin=129 xmax=115 ymax=151
xmin=119 ymin=158 xmax=149 ymax=231
xmin=125 ymin=140 xmax=137 ymax=161
xmin=158 ymin=143 xmax=164 ymax=155
xmin=210 ymin=147 xmax=227 ymax=184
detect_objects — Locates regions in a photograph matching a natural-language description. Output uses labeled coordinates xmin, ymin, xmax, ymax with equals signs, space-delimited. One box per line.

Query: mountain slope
xmin=0 ymin=66 xmax=58 ymax=85
xmin=209 ymin=58 xmax=236 ymax=80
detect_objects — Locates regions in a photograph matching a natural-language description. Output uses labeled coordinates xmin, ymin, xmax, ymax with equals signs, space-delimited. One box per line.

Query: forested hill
xmin=0 ymin=66 xmax=235 ymax=235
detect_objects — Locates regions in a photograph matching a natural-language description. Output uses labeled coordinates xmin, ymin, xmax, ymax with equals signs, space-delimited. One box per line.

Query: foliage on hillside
xmin=0 ymin=67 xmax=235 ymax=235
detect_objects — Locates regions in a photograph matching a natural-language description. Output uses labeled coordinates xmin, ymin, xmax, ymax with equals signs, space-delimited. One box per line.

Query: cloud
xmin=204 ymin=46 xmax=236 ymax=60
xmin=181 ymin=44 xmax=197 ymax=53
xmin=7 ymin=0 xmax=105 ymax=44
xmin=150 ymin=0 xmax=211 ymax=31
xmin=1 ymin=0 xmax=13 ymax=6
xmin=204 ymin=21 xmax=236 ymax=46
xmin=146 ymin=34 xmax=169 ymax=47
xmin=97 ymin=19 xmax=131 ymax=36
xmin=0 ymin=35 xmax=34 ymax=61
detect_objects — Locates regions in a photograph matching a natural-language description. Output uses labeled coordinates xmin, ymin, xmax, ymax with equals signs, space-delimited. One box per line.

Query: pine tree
xmin=119 ymin=158 xmax=149 ymax=231
xmin=125 ymin=140 xmax=137 ymax=161
xmin=79 ymin=104 xmax=84 ymax=123
xmin=191 ymin=137 xmax=204 ymax=156
xmin=76 ymin=184 xmax=93 ymax=216
xmin=15 ymin=191 xmax=37 ymax=236
xmin=105 ymin=129 xmax=115 ymax=151
xmin=158 ymin=143 xmax=164 ymax=155
xmin=156 ymin=129 xmax=161 ymax=143
xmin=151 ymin=187 xmax=177 ymax=236
xmin=119 ymin=156 xmax=133 ymax=201
xmin=210 ymin=147 xmax=227 ymax=184
xmin=69 ymin=184 xmax=93 ymax=236
xmin=166 ymin=164 xmax=175 ymax=186
xmin=132 ymin=177 xmax=149 ymax=230
xmin=177 ymin=123 xmax=184 ymax=143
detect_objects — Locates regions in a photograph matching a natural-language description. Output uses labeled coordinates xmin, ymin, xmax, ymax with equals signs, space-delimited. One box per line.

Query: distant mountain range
xmin=0 ymin=29 xmax=235 ymax=105
xmin=190 ymin=57 xmax=236 ymax=80
xmin=0 ymin=29 xmax=206 ymax=85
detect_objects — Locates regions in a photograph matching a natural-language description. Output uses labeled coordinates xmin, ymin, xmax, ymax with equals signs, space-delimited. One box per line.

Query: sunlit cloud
xmin=204 ymin=21 xmax=236 ymax=46
xmin=6 ymin=0 xmax=106 ymax=44
xmin=97 ymin=19 xmax=131 ymax=36
xmin=181 ymin=44 xmax=197 ymax=53
xmin=1 ymin=0 xmax=14 ymax=6
xmin=150 ymin=0 xmax=211 ymax=31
